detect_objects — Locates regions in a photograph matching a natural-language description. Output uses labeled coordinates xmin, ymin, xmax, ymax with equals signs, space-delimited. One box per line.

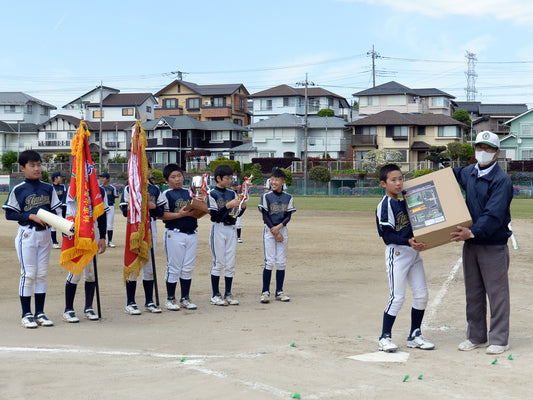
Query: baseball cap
xmin=475 ymin=131 xmax=500 ymax=149
xmin=51 ymin=171 xmax=65 ymax=179
xmin=99 ymin=172 xmax=110 ymax=178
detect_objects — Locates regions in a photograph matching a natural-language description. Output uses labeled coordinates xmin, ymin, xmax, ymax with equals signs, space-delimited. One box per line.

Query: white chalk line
xmin=422 ymin=256 xmax=462 ymax=331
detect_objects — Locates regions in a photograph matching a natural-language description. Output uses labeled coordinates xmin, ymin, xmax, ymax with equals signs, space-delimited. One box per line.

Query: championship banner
xmin=123 ymin=120 xmax=151 ymax=282
xmin=60 ymin=121 xmax=104 ymax=275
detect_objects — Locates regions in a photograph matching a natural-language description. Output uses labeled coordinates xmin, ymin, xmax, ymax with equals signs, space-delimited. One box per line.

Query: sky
xmin=3 ymin=0 xmax=533 ymax=110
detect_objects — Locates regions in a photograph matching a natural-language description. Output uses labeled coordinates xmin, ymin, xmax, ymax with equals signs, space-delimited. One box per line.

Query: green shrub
xmin=413 ymin=168 xmax=434 ymax=178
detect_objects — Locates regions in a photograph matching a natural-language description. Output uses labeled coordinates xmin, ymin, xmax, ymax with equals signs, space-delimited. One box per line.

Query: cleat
xmin=165 ymin=298 xmax=180 ymax=311
xmin=63 ymin=310 xmax=80 ymax=323
xmin=486 ymin=344 xmax=510 ymax=354
xmin=225 ymin=294 xmax=239 ymax=305
xmin=379 ymin=335 xmax=398 ymax=352
xmin=21 ymin=313 xmax=38 ymax=329
xmin=407 ymin=329 xmax=435 ymax=350
xmin=52 ymin=243 xmax=61 ymax=249
xmin=179 ymin=298 xmax=197 ymax=310
xmin=124 ymin=303 xmax=141 ymax=315
xmin=144 ymin=303 xmax=162 ymax=313
xmin=35 ymin=313 xmax=54 ymax=327
xmin=458 ymin=339 xmax=487 ymax=351
xmin=210 ymin=295 xmax=228 ymax=306
xmin=84 ymin=309 xmax=99 ymax=320
xmin=108 ymin=242 xmax=116 ymax=248
xmin=260 ymin=291 xmax=270 ymax=303
xmin=275 ymin=291 xmax=290 ymax=302
xmin=237 ymin=238 xmax=243 ymax=243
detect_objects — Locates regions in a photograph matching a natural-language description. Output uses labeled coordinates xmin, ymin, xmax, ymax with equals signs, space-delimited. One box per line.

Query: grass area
xmin=1 ymin=193 xmax=531 ymax=218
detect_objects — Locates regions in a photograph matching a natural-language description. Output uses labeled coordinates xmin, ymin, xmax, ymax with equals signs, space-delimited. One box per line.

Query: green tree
xmin=362 ymin=149 xmax=403 ymax=174
xmin=446 ymin=142 xmax=474 ymax=165
xmin=425 ymin=145 xmax=448 ymax=167
xmin=280 ymin=167 xmax=292 ymax=186
xmin=317 ymin=108 xmax=334 ymax=117
xmin=41 ymin=170 xmax=50 ymax=183
xmin=243 ymin=163 xmax=263 ymax=185
xmin=109 ymin=154 xmax=128 ymax=163
xmin=1 ymin=150 xmax=18 ymax=172
xmin=210 ymin=156 xmax=241 ymax=174
xmin=151 ymin=168 xmax=165 ymax=186
xmin=452 ymin=109 xmax=471 ymax=140
xmin=309 ymin=166 xmax=331 ymax=183
xmin=55 ymin=152 xmax=70 ymax=162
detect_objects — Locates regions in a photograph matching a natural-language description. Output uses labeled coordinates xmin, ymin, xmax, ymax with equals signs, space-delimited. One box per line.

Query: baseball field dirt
xmin=1 ymin=209 xmax=532 ymax=399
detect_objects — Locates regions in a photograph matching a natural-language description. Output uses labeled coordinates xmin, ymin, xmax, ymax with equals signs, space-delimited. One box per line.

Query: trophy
xmin=183 ymin=175 xmax=209 ymax=219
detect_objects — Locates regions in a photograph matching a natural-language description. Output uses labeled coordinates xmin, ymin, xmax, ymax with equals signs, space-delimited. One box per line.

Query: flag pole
xmin=149 ymin=224 xmax=160 ymax=306
xmin=92 ymin=256 xmax=102 ymax=319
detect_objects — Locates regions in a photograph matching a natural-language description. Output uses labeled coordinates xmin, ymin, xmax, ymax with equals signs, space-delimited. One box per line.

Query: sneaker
xmin=237 ymin=238 xmax=243 ymax=243
xmin=124 ymin=303 xmax=141 ymax=315
xmin=84 ymin=308 xmax=99 ymax=320
xmin=275 ymin=291 xmax=290 ymax=302
xmin=63 ymin=310 xmax=80 ymax=323
xmin=21 ymin=313 xmax=38 ymax=329
xmin=407 ymin=329 xmax=435 ymax=350
xmin=35 ymin=313 xmax=54 ymax=327
xmin=52 ymin=243 xmax=60 ymax=249
xmin=210 ymin=295 xmax=228 ymax=306
xmin=145 ymin=302 xmax=162 ymax=313
xmin=260 ymin=291 xmax=270 ymax=303
xmin=165 ymin=298 xmax=180 ymax=311
xmin=458 ymin=339 xmax=487 ymax=351
xmin=486 ymin=344 xmax=510 ymax=354
xmin=180 ymin=298 xmax=197 ymax=310
xmin=379 ymin=335 xmax=398 ymax=352
xmin=225 ymin=294 xmax=239 ymax=305
xmin=108 ymin=242 xmax=116 ymax=248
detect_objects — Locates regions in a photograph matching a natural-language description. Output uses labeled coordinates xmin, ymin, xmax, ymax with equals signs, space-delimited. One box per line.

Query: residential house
xmin=500 ymin=108 xmax=533 ymax=160
xmin=0 ymin=92 xmax=56 ymax=124
xmin=38 ymin=87 xmax=157 ymax=162
xmin=347 ymin=110 xmax=468 ymax=170
xmin=453 ymin=101 xmax=528 ymax=137
xmin=154 ymin=80 xmax=250 ymax=126
xmin=354 ymin=81 xmax=455 ymax=117
xmin=249 ymin=84 xmax=352 ymax=123
xmin=241 ymin=113 xmax=350 ymax=165
xmin=0 ymin=121 xmax=39 ymax=169
xmin=141 ymin=115 xmax=248 ymax=171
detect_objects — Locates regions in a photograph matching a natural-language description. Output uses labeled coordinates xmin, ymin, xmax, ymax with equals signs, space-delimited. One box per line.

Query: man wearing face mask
xmin=451 ymin=131 xmax=513 ymax=355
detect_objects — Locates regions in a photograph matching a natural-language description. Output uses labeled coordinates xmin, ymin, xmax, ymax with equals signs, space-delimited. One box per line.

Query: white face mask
xmin=475 ymin=150 xmax=496 ymax=167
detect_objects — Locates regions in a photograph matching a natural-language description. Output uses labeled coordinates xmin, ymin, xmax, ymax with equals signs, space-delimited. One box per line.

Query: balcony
xmin=147 ymin=138 xmax=180 ymax=148
xmin=351 ymin=135 xmax=377 ymax=147
xmin=38 ymin=140 xmax=71 ymax=148
xmin=201 ymin=106 xmax=232 ymax=119
xmin=105 ymin=141 xmax=120 ymax=148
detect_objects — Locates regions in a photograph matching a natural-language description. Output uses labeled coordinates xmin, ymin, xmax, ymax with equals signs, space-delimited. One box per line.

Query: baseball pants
xmin=15 ymin=226 xmax=52 ymax=296
xmin=106 ymin=206 xmax=115 ymax=231
xmin=262 ymin=225 xmax=288 ymax=270
xmin=209 ymin=223 xmax=237 ymax=278
xmin=384 ymin=244 xmax=428 ymax=316
xmin=164 ymin=229 xmax=198 ymax=282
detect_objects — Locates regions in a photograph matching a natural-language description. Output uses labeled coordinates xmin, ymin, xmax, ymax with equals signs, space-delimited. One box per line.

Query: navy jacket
xmin=454 ymin=163 xmax=512 ymax=245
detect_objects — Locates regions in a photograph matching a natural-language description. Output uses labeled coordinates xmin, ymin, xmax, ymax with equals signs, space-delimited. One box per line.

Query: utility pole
xmin=99 ymin=82 xmax=103 ymax=172
xmin=367 ymin=45 xmax=381 ymax=87
xmin=296 ymin=73 xmax=315 ymax=196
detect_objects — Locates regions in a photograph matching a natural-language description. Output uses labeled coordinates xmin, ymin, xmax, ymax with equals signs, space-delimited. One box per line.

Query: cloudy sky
xmin=2 ymin=0 xmax=533 ymax=109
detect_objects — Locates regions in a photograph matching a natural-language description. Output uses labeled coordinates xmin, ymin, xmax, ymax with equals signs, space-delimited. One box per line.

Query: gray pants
xmin=462 ymin=242 xmax=510 ymax=346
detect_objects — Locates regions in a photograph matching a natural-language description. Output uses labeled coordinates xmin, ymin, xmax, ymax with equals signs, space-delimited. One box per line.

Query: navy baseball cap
xmin=51 ymin=171 xmax=65 ymax=179
xmin=99 ymin=172 xmax=110 ymax=178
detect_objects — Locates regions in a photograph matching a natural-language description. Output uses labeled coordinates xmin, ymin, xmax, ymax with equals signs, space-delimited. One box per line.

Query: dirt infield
xmin=1 ymin=210 xmax=532 ymax=399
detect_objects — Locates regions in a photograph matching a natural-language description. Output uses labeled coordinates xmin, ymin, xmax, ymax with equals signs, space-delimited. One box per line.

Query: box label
xmin=403 ymin=180 xmax=446 ymax=230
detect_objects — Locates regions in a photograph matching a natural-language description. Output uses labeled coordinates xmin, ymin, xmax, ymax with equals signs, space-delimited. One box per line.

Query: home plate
xmin=347 ymin=351 xmax=410 ymax=363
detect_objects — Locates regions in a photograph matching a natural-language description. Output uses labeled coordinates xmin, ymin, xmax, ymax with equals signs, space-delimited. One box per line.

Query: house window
xmin=362 ymin=126 xmax=377 ymax=136
xmin=418 ymin=126 xmax=426 ymax=136
xmin=5 ymin=105 xmax=16 ymax=113
xmin=522 ymin=149 xmax=533 ymax=160
xmin=521 ymin=123 xmax=533 ymax=136
xmin=187 ymin=98 xmax=200 ymax=109
xmin=431 ymin=97 xmax=449 ymax=108
xmin=355 ymin=150 xmax=368 ymax=160
xmin=438 ymin=126 xmax=460 ymax=137
xmin=360 ymin=96 xmax=379 ymax=106
xmin=68 ymin=131 xmax=74 ymax=139
xmin=283 ymin=97 xmax=289 ymax=107
xmin=93 ymin=110 xmax=104 ymax=118
xmin=394 ymin=126 xmax=408 ymax=138
xmin=387 ymin=95 xmax=406 ymax=106
xmin=122 ymin=108 xmax=134 ymax=116
xmin=146 ymin=106 xmax=151 ymax=113
xmin=213 ymin=97 xmax=225 ymax=107
xmin=26 ymin=104 xmax=33 ymax=114
xmin=41 ymin=107 xmax=50 ymax=116
xmin=163 ymin=99 xmax=177 ymax=109
xmin=108 ymin=131 xmax=118 ymax=141
xmin=263 ymin=99 xmax=272 ymax=111
xmin=328 ymin=98 xmax=334 ymax=107
xmin=46 ymin=132 xmax=57 ymax=140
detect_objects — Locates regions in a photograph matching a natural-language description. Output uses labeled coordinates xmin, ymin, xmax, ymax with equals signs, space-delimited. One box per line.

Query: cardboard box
xmin=402 ymin=167 xmax=472 ymax=250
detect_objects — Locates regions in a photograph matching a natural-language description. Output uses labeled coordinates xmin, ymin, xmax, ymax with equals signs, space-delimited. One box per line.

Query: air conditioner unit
xmin=204 ymin=100 xmax=212 ymax=106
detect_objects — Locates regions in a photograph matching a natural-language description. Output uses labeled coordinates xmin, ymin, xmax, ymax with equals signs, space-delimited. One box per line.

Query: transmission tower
xmin=465 ymin=51 xmax=478 ymax=101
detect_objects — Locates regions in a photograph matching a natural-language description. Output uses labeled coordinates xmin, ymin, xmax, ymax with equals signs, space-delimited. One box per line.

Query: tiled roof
xmin=41 ymin=114 xmax=134 ymax=131
xmin=0 ymin=92 xmax=56 ymax=108
xmin=95 ymin=93 xmax=154 ymax=107
xmin=347 ymin=110 xmax=467 ymax=127
xmin=353 ymin=81 xmax=453 ymax=98
xmin=0 ymin=121 xmax=40 ymax=132
xmin=154 ymin=80 xmax=246 ymax=97
xmin=250 ymin=84 xmax=347 ymax=100
xmin=478 ymin=104 xmax=528 ymax=115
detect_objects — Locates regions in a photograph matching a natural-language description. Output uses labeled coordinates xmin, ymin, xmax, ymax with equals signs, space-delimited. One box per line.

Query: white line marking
xmin=422 ymin=256 xmax=462 ymax=331
xmin=347 ymin=351 xmax=410 ymax=363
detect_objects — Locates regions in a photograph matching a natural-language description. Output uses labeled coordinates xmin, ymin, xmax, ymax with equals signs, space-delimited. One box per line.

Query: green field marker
xmin=403 ymin=375 xmax=410 ymax=382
